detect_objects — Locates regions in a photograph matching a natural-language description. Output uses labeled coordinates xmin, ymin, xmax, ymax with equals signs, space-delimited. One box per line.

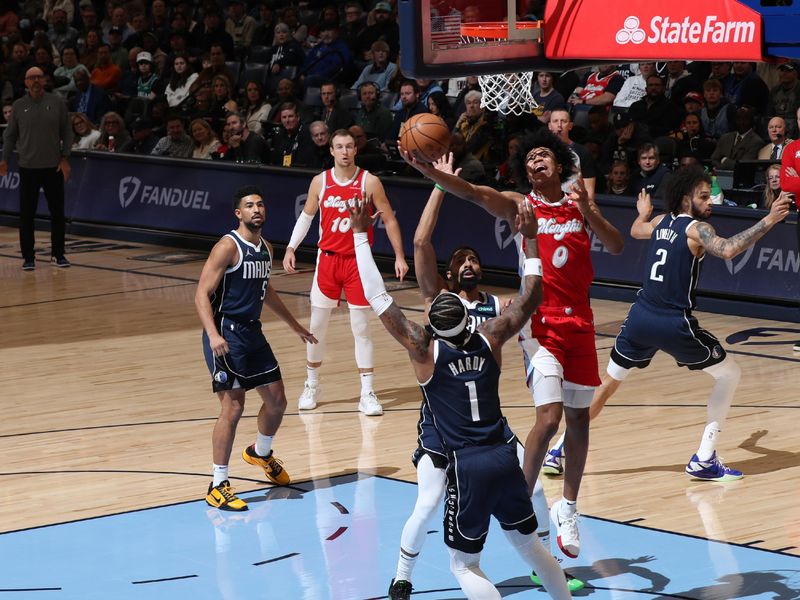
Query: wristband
xmin=523 ymin=258 xmax=543 ymax=277
xmin=434 ymin=183 xmax=445 ymax=192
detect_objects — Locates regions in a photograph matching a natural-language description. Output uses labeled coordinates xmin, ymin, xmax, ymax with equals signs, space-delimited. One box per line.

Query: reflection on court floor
xmin=2 ymin=473 xmax=799 ymax=599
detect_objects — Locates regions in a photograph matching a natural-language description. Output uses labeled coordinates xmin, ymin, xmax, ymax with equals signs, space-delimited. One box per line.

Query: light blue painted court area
xmin=2 ymin=473 xmax=799 ymax=599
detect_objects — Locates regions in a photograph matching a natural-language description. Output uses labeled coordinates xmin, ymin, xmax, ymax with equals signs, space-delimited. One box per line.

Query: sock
xmin=560 ymin=498 xmax=577 ymax=518
xmin=552 ymin=432 xmax=566 ymax=455
xmin=537 ymin=531 xmax=551 ymax=553
xmin=213 ymin=463 xmax=228 ymax=487
xmin=306 ymin=365 xmax=320 ymax=386
xmin=696 ymin=422 xmax=721 ymax=461
xmin=255 ymin=433 xmax=273 ymax=457
xmin=360 ymin=372 xmax=374 ymax=395
xmin=395 ymin=547 xmax=419 ymax=582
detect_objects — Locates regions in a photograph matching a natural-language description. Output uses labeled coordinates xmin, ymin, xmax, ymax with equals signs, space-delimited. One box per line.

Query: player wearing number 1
xmin=568 ymin=166 xmax=790 ymax=481
xmin=284 ymin=129 xmax=409 ymax=416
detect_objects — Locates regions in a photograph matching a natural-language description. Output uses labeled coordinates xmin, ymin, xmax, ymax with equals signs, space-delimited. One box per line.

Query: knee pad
xmin=606 ymin=357 xmax=632 ymax=382
xmin=349 ymin=308 xmax=373 ymax=368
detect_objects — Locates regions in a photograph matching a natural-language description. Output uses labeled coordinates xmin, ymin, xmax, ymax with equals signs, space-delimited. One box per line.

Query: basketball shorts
xmin=443 ymin=442 xmax=537 ymax=554
xmin=310 ymin=251 xmax=369 ymax=308
xmin=412 ymin=401 xmax=519 ymax=470
xmin=519 ymin=304 xmax=601 ymax=388
xmin=202 ymin=316 xmax=282 ymax=393
xmin=609 ymin=302 xmax=726 ymax=374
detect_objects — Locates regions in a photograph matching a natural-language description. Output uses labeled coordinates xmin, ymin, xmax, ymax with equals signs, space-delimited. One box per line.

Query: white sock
xmin=213 ymin=463 xmax=228 ymax=487
xmin=360 ymin=372 xmax=374 ymax=395
xmin=395 ymin=547 xmax=419 ymax=582
xmin=306 ymin=366 xmax=320 ymax=386
xmin=255 ymin=433 xmax=273 ymax=457
xmin=696 ymin=422 xmax=721 ymax=461
xmin=560 ymin=498 xmax=577 ymax=517
xmin=537 ymin=531 xmax=551 ymax=553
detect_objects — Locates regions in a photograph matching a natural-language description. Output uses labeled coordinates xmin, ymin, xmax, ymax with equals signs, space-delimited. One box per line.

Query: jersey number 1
xmin=649 ymin=248 xmax=668 ymax=282
xmin=464 ymin=381 xmax=481 ymax=421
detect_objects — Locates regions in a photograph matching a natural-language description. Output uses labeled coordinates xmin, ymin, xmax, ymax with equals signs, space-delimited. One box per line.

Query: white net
xmin=460 ymin=33 xmax=538 ymax=116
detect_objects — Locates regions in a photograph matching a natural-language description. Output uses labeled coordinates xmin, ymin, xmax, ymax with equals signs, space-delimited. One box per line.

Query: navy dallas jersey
xmin=420 ymin=333 xmax=505 ymax=452
xmin=211 ymin=231 xmax=273 ymax=322
xmin=639 ymin=213 xmax=703 ymax=311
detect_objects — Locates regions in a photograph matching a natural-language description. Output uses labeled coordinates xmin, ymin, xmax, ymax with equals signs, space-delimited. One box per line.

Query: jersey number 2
xmin=649 ymin=248 xmax=668 ymax=282
xmin=464 ymin=381 xmax=481 ymax=421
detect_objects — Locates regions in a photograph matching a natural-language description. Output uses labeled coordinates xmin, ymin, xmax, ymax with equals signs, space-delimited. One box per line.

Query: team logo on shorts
xmin=712 ymin=346 xmax=722 ymax=359
xmin=214 ymin=371 xmax=228 ymax=383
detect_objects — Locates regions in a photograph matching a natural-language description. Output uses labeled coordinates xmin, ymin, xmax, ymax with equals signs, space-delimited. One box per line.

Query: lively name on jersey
xmin=647 ymin=16 xmax=755 ymax=45
xmin=538 ymin=217 xmax=584 ymax=241
xmin=655 ymin=229 xmax=679 ymax=243
xmin=448 ymin=356 xmax=486 ymax=376
xmin=242 ymin=261 xmax=271 ymax=279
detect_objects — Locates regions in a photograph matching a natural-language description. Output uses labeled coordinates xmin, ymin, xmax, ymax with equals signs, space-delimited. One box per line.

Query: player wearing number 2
xmin=573 ymin=166 xmax=790 ymax=482
xmin=284 ymin=129 xmax=409 ymax=416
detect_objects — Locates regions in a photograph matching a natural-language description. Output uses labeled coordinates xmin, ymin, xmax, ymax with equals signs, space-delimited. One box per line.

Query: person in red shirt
xmin=283 ymin=129 xmax=409 ymax=415
xmin=779 ymin=106 xmax=800 ymax=352
xmin=402 ymin=128 xmax=624 ymax=566
xmin=89 ymin=44 xmax=122 ymax=92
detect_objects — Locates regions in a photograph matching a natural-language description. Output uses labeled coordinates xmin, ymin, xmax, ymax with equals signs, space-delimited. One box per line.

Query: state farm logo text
xmin=616 ymin=15 xmax=755 ymax=45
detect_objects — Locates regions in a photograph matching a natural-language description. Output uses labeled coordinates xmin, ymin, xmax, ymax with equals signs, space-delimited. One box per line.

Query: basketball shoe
xmin=542 ymin=447 xmax=564 ymax=475
xmin=206 ymin=480 xmax=248 ymax=511
xmin=242 ymin=445 xmax=291 ymax=485
xmin=530 ymin=568 xmax=585 ymax=592
xmin=298 ymin=382 xmax=319 ymax=410
xmin=685 ymin=452 xmax=743 ymax=481
xmin=550 ymin=500 xmax=580 ymax=558
xmin=388 ymin=578 xmax=413 ymax=599
xmin=793 ymin=340 xmax=800 ymax=352
xmin=358 ymin=391 xmax=383 ymax=416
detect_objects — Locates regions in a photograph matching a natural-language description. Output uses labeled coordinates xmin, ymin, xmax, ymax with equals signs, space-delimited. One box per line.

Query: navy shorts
xmin=202 ymin=316 xmax=282 ymax=393
xmin=443 ymin=443 xmax=537 ymax=554
xmin=412 ymin=402 xmax=519 ymax=471
xmin=610 ymin=302 xmax=726 ymax=371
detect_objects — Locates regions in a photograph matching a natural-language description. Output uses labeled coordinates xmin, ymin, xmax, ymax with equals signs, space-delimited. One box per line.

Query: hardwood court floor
xmin=1 ymin=227 xmax=798 ymax=562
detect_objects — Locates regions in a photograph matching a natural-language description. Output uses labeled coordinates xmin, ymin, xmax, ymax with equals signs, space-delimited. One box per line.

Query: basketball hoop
xmin=460 ymin=21 xmax=542 ymax=116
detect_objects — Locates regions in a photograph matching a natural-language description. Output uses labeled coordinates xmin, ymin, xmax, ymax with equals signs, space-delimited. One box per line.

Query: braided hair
xmin=428 ymin=292 xmax=470 ymax=345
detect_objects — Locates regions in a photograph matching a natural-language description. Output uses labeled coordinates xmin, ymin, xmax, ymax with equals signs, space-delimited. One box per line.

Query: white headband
xmin=429 ymin=293 xmax=468 ymax=338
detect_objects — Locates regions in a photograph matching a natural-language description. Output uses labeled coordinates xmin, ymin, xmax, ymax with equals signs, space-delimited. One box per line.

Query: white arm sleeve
xmin=287 ymin=211 xmax=314 ymax=250
xmin=353 ymin=232 xmax=394 ymax=315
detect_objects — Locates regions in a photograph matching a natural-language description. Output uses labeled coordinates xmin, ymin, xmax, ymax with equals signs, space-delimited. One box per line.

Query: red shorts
xmin=520 ymin=304 xmax=601 ymax=387
xmin=312 ymin=251 xmax=369 ymax=307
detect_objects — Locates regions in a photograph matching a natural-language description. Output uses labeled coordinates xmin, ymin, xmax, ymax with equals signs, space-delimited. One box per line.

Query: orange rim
xmin=460 ymin=20 xmax=542 ymax=39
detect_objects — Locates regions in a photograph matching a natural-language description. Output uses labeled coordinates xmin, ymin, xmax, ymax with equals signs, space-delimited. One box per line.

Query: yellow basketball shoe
xmin=242 ymin=445 xmax=291 ymax=485
xmin=206 ymin=480 xmax=248 ymax=511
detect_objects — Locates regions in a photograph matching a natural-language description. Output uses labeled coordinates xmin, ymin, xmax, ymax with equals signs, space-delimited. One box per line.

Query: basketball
xmin=399 ymin=113 xmax=451 ymax=163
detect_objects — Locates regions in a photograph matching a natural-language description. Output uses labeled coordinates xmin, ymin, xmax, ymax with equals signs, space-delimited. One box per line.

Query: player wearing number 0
xmin=401 ymin=129 xmax=625 ymax=563
xmin=284 ymin=129 xmax=409 ymax=416
xmin=349 ymin=197 xmax=571 ymax=600
xmin=553 ymin=166 xmax=790 ymax=482
xmin=196 ymin=186 xmax=318 ymax=511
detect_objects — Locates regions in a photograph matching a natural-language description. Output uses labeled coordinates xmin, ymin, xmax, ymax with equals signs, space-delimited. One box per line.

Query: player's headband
xmin=429 ymin=292 xmax=468 ymax=338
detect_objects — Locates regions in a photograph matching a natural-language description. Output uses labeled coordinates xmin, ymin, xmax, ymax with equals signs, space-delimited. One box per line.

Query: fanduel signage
xmin=118 ymin=176 xmax=211 ymax=211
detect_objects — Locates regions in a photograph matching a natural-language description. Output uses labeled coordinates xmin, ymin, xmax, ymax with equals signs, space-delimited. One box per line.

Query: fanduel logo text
xmin=617 ymin=15 xmax=755 ymax=45
xmin=0 ymin=171 xmax=20 ymax=190
xmin=118 ymin=176 xmax=211 ymax=211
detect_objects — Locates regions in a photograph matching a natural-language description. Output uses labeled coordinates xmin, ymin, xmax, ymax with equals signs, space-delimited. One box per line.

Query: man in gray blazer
xmin=711 ymin=106 xmax=764 ymax=170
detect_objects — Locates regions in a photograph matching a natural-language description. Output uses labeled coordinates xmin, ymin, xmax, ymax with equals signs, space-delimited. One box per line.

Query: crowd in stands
xmin=2 ymin=0 xmax=799 ymax=208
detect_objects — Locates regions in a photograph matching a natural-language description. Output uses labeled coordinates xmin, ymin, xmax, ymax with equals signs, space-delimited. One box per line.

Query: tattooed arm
xmin=688 ymin=196 xmax=791 ymax=259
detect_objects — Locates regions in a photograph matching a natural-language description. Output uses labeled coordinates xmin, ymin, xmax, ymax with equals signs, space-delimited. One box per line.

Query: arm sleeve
xmin=353 ymin=231 xmax=394 ymax=315
xmin=288 ymin=211 xmax=314 ymax=250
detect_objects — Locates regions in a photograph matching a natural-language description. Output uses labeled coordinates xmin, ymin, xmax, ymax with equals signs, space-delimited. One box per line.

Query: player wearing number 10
xmin=284 ymin=129 xmax=409 ymax=416
xmin=591 ymin=166 xmax=790 ymax=481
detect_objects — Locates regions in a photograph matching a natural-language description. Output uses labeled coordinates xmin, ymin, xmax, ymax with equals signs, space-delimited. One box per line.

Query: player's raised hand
xmin=767 ymin=191 xmax=792 ymax=224
xmin=431 ymin=152 xmax=462 ymax=177
xmin=348 ymin=195 xmax=380 ymax=233
xmin=514 ymin=198 xmax=538 ymax=239
xmin=398 ymin=142 xmax=435 ymax=176
xmin=569 ymin=176 xmax=591 ymax=211
xmin=636 ymin=188 xmax=653 ymax=218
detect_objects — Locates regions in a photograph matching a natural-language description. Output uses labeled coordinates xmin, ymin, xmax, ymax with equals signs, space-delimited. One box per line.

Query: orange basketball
xmin=399 ymin=113 xmax=451 ymax=163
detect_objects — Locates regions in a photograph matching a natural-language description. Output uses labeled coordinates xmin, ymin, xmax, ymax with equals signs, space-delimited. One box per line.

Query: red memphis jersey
xmin=579 ymin=70 xmax=621 ymax=101
xmin=317 ymin=167 xmax=374 ymax=254
xmin=521 ymin=192 xmax=593 ymax=308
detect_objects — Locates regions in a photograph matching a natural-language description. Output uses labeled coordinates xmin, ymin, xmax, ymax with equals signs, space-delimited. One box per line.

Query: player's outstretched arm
xmin=413 ymin=153 xmax=461 ymax=304
xmin=480 ymin=203 xmax=542 ymax=349
xmin=689 ymin=195 xmax=791 ymax=260
xmin=283 ymin=175 xmax=322 ymax=273
xmin=349 ymin=199 xmax=432 ymax=365
xmin=399 ymin=146 xmax=521 ymax=225
xmin=263 ymin=284 xmax=318 ymax=344
xmin=366 ymin=173 xmax=408 ymax=281
xmin=195 ymin=237 xmax=237 ymax=357
xmin=570 ymin=176 xmax=624 ymax=254
xmin=631 ymin=189 xmax=664 ymax=239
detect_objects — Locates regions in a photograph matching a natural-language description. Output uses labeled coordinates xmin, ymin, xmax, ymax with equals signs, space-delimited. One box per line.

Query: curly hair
xmin=509 ymin=128 xmax=576 ymax=192
xmin=664 ymin=165 xmax=711 ymax=216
